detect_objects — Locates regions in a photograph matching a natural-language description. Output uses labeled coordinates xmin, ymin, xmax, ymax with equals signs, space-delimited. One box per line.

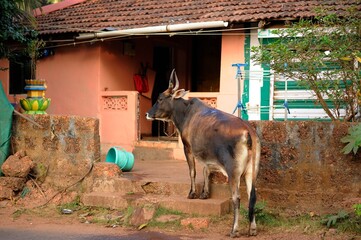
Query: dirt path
xmin=1 ymin=200 xmax=358 ymax=240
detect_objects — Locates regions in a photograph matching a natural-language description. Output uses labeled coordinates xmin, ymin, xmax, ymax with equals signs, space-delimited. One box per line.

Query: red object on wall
xmin=134 ymin=74 xmax=149 ymax=93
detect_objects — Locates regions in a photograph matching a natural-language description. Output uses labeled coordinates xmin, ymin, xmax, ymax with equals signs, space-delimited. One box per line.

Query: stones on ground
xmin=0 ymin=150 xmax=35 ymax=200
xmin=0 ymin=177 xmax=26 ymax=191
xmin=1 ymin=154 xmax=34 ymax=178
xmin=91 ymin=162 xmax=122 ymax=178
xmin=0 ymin=185 xmax=14 ymax=199
xmin=181 ymin=217 xmax=210 ymax=230
xmin=129 ymin=204 xmax=156 ymax=227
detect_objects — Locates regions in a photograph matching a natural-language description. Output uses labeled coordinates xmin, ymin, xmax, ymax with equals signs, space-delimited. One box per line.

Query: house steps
xmin=83 ymin=143 xmax=232 ymax=216
xmin=133 ymin=140 xmax=186 ymax=161
xmin=82 ymin=192 xmax=231 ymax=216
xmin=82 ymin=175 xmax=232 ymax=216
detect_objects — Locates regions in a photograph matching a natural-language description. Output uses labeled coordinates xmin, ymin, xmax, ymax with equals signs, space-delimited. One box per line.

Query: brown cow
xmin=146 ymin=70 xmax=261 ymax=237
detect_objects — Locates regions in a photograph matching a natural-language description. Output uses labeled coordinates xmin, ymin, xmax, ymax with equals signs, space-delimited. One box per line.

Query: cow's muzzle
xmin=145 ymin=113 xmax=154 ymax=120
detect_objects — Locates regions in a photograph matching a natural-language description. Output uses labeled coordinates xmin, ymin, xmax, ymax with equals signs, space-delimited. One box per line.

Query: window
xmin=9 ymin=54 xmax=31 ymax=94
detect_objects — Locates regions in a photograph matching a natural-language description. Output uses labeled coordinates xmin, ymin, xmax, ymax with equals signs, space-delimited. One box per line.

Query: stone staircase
xmin=82 ymin=141 xmax=232 ymax=216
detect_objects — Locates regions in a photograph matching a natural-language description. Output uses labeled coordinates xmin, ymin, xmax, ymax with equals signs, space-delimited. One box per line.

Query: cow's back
xmin=181 ymin=98 xmax=252 ymax=166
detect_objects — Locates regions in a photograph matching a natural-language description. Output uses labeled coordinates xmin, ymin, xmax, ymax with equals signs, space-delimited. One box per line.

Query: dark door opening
xmin=151 ymin=46 xmax=176 ymax=139
xmin=191 ymin=35 xmax=221 ymax=92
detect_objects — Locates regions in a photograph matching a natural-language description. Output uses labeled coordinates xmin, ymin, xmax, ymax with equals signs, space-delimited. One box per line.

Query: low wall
xmin=254 ymin=121 xmax=360 ymax=214
xmin=11 ymin=114 xmax=100 ymax=189
xmin=10 ymin=116 xmax=360 ymax=214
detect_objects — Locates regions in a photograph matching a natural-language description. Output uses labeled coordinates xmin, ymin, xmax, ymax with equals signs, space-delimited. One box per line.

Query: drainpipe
xmin=76 ymin=21 xmax=229 ymax=40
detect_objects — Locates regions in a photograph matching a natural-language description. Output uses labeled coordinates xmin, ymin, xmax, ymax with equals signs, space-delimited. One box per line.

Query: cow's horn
xmin=173 ymin=70 xmax=179 ymax=91
xmin=168 ymin=69 xmax=175 ymax=89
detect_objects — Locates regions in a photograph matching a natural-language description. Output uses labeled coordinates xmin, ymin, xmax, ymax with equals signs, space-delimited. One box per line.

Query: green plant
xmin=251 ymin=9 xmax=361 ymax=121
xmin=321 ymin=210 xmax=349 ymax=228
xmin=26 ymin=38 xmax=45 ymax=79
xmin=56 ymin=195 xmax=82 ymax=213
xmin=240 ymin=201 xmax=280 ymax=226
xmin=354 ymin=204 xmax=361 ymax=217
xmin=341 ymin=124 xmax=361 ymax=155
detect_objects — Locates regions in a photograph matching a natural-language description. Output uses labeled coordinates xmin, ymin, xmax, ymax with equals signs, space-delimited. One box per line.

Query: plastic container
xmin=105 ymin=147 xmax=134 ymax=171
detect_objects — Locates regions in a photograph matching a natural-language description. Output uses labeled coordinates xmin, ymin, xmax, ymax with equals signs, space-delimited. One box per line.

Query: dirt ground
xmin=0 ymin=198 xmax=359 ymax=240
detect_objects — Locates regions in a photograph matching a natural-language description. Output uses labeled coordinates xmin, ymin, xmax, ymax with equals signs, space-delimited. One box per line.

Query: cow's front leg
xmin=184 ymin=145 xmax=197 ymax=199
xmin=200 ymin=166 xmax=210 ymax=199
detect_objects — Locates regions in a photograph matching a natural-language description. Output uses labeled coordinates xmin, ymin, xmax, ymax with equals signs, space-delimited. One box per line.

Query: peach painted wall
xmin=219 ymin=33 xmax=245 ymax=115
xmin=2 ymin=34 xmax=248 ymax=152
xmin=39 ymin=43 xmax=100 ymax=117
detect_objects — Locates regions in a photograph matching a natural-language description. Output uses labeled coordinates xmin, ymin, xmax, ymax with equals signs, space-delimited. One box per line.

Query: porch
xmin=99 ymin=90 xmax=219 ymax=156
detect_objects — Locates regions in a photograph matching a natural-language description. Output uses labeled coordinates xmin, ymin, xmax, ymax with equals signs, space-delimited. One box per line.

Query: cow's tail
xmin=247 ymin=127 xmax=260 ymax=222
xmin=248 ymin=184 xmax=256 ymax=222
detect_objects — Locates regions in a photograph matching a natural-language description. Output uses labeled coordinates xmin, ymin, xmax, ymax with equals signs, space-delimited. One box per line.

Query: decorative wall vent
xmin=198 ymin=97 xmax=217 ymax=108
xmin=102 ymin=96 xmax=128 ymax=111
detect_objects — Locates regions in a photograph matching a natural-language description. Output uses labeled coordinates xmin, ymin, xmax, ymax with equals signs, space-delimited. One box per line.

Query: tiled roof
xmin=36 ymin=0 xmax=361 ymax=35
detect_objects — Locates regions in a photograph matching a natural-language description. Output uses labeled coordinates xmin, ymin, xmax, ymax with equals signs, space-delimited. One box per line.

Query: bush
xmin=341 ymin=124 xmax=361 ymax=155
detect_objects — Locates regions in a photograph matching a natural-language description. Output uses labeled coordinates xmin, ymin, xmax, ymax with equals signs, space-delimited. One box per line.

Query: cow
xmin=146 ymin=69 xmax=261 ymax=237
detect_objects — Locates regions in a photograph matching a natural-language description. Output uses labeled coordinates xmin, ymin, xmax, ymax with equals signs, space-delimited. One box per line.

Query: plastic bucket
xmin=105 ymin=147 xmax=134 ymax=171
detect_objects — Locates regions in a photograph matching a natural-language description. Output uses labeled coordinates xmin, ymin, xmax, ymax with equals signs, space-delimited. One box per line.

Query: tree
xmin=251 ymin=9 xmax=361 ymax=122
xmin=0 ymin=0 xmax=40 ymax=70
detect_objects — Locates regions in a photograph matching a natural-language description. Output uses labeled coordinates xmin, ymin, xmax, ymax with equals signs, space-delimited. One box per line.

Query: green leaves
xmin=341 ymin=124 xmax=361 ymax=155
xmin=251 ymin=9 xmax=361 ymax=121
xmin=322 ymin=211 xmax=349 ymax=228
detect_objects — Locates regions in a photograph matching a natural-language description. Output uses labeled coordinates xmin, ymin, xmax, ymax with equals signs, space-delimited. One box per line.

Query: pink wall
xmin=2 ymin=34 xmax=248 ymax=151
xmin=218 ymin=33 xmax=246 ymax=114
xmin=39 ymin=43 xmax=100 ymax=117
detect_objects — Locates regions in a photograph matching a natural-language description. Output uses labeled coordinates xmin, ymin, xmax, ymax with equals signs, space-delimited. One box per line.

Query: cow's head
xmin=146 ymin=69 xmax=188 ymax=122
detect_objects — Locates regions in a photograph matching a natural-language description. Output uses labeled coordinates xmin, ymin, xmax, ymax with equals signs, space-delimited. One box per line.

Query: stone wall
xmin=10 ymin=115 xmax=360 ymax=213
xmin=11 ymin=114 xmax=100 ymax=189
xmin=253 ymin=121 xmax=360 ymax=214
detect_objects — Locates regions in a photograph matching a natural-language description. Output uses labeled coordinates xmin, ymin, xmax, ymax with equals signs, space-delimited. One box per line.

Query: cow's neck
xmin=171 ymin=98 xmax=190 ymax=132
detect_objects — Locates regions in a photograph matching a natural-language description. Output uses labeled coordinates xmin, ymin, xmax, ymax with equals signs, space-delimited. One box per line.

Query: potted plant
xmin=20 ymin=39 xmax=51 ymax=114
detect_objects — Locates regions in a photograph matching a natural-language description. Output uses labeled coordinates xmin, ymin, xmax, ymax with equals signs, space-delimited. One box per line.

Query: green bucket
xmin=105 ymin=147 xmax=134 ymax=171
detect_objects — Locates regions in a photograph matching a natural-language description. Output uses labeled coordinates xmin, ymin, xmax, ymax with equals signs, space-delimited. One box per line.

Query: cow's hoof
xmin=199 ymin=192 xmax=210 ymax=199
xmin=229 ymin=230 xmax=240 ymax=238
xmin=249 ymin=228 xmax=257 ymax=236
xmin=187 ymin=192 xmax=197 ymax=199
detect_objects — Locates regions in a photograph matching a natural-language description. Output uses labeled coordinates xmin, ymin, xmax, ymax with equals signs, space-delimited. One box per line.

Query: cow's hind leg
xmin=229 ymin=176 xmax=241 ymax=238
xmin=200 ymin=166 xmax=210 ymax=199
xmin=245 ymin=172 xmax=257 ymax=236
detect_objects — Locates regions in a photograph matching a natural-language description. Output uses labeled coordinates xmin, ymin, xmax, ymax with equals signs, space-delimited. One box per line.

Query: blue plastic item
xmin=105 ymin=147 xmax=134 ymax=171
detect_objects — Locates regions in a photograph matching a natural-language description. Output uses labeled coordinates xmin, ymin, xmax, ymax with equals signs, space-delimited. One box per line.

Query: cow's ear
xmin=172 ymin=89 xmax=189 ymax=99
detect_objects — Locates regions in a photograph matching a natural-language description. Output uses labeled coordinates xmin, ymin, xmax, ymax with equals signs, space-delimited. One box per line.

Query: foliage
xmin=251 ymin=8 xmax=361 ymax=121
xmin=341 ymin=123 xmax=361 ymax=155
xmin=0 ymin=0 xmax=37 ymax=66
xmin=27 ymin=39 xmax=45 ymax=79
xmin=240 ymin=201 xmax=281 ymax=226
xmin=321 ymin=210 xmax=349 ymax=228
xmin=354 ymin=204 xmax=361 ymax=217
xmin=321 ymin=208 xmax=361 ymax=234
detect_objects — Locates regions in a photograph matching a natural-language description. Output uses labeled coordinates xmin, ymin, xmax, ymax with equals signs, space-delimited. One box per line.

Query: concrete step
xmin=90 ymin=174 xmax=231 ymax=200
xmin=133 ymin=141 xmax=186 ymax=160
xmin=82 ymin=192 xmax=231 ymax=216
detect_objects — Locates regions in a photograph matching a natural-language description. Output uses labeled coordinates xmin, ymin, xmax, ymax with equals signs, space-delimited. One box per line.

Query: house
xmin=0 ymin=0 xmax=359 ymax=152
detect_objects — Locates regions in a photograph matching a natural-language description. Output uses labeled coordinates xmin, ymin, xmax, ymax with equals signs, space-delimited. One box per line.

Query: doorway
xmin=150 ymin=46 xmax=177 ymax=139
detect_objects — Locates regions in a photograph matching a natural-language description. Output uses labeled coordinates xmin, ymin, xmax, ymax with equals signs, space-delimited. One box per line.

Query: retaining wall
xmin=10 ymin=116 xmax=360 ymax=213
xmin=254 ymin=121 xmax=360 ymax=214
xmin=11 ymin=114 xmax=100 ymax=189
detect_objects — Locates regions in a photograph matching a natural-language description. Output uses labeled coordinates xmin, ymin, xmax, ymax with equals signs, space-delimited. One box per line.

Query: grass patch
xmin=12 ymin=208 xmax=30 ymax=219
xmin=147 ymin=206 xmax=184 ymax=229
xmin=240 ymin=201 xmax=282 ymax=227
xmin=321 ymin=209 xmax=361 ymax=234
